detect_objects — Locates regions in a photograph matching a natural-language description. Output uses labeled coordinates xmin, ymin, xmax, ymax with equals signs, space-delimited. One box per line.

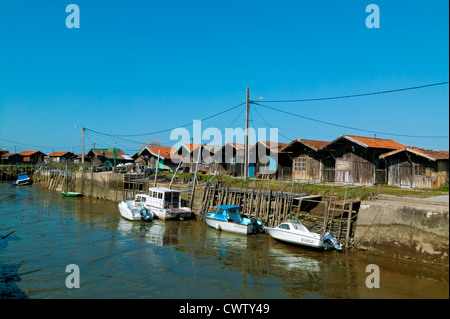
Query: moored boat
xmin=265 ymin=220 xmax=342 ymax=251
xmin=61 ymin=191 xmax=83 ymax=197
xmin=146 ymin=187 xmax=193 ymax=220
xmin=118 ymin=194 xmax=154 ymax=221
xmin=9 ymin=173 xmax=33 ymax=186
xmin=203 ymin=205 xmax=265 ymax=235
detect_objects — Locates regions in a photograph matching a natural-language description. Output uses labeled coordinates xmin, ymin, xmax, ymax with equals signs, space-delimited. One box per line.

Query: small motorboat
xmin=265 ymin=220 xmax=342 ymax=251
xmin=203 ymin=205 xmax=265 ymax=235
xmin=118 ymin=194 xmax=154 ymax=222
xmin=9 ymin=173 xmax=33 ymax=186
xmin=61 ymin=191 xmax=83 ymax=197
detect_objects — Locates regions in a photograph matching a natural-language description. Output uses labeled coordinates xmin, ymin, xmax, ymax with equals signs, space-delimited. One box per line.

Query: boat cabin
xmin=148 ymin=187 xmax=182 ymax=209
xmin=214 ymin=205 xmax=243 ymax=222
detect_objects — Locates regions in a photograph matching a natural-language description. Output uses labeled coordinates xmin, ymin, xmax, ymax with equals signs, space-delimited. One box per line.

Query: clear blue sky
xmin=0 ymin=0 xmax=448 ymax=155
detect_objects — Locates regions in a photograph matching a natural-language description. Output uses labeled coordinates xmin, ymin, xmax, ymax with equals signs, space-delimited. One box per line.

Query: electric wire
xmin=252 ymin=102 xmax=449 ymax=139
xmin=256 ymin=81 xmax=449 ymax=103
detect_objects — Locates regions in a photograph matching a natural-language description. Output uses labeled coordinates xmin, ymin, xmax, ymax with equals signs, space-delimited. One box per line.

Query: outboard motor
xmin=140 ymin=207 xmax=152 ymax=222
xmin=322 ymin=232 xmax=342 ymax=251
xmin=250 ymin=218 xmax=264 ymax=234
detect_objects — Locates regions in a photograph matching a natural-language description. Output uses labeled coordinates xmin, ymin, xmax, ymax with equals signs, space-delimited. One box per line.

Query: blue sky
xmin=0 ymin=0 xmax=448 ymax=155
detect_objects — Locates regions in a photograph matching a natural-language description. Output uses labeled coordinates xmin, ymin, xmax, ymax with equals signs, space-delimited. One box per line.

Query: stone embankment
xmin=354 ymin=194 xmax=449 ymax=268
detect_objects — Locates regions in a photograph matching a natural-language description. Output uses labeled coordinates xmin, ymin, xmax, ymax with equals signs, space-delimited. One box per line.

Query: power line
xmin=86 ymin=101 xmax=246 ymax=138
xmin=256 ymin=81 xmax=449 ymax=103
xmin=253 ymin=102 xmax=449 ymax=139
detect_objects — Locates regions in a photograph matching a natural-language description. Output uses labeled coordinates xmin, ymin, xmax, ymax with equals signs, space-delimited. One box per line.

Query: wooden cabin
xmin=249 ymin=141 xmax=292 ymax=180
xmin=321 ymin=135 xmax=405 ymax=185
xmin=207 ymin=143 xmax=245 ymax=176
xmin=380 ymin=147 xmax=449 ymax=189
xmin=87 ymin=149 xmax=133 ymax=167
xmin=19 ymin=151 xmax=46 ymax=165
xmin=48 ymin=151 xmax=75 ymax=163
xmin=1 ymin=153 xmax=23 ymax=165
xmin=135 ymin=146 xmax=180 ymax=171
xmin=280 ymin=139 xmax=329 ymax=182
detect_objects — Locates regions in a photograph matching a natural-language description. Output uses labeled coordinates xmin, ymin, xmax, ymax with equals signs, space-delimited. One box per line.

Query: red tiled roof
xmin=19 ymin=150 xmax=40 ymax=156
xmin=1 ymin=153 xmax=18 ymax=158
xmin=256 ymin=141 xmax=290 ymax=153
xmin=147 ymin=146 xmax=181 ymax=160
xmin=49 ymin=151 xmax=71 ymax=157
xmin=412 ymin=147 xmax=449 ymax=160
xmin=380 ymin=146 xmax=449 ymax=161
xmin=344 ymin=135 xmax=405 ymax=149
xmin=281 ymin=139 xmax=329 ymax=152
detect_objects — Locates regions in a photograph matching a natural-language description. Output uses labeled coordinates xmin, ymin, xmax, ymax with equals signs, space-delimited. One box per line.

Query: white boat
xmin=203 ymin=205 xmax=265 ymax=235
xmin=265 ymin=220 xmax=342 ymax=250
xmin=118 ymin=194 xmax=154 ymax=221
xmin=145 ymin=187 xmax=193 ymax=220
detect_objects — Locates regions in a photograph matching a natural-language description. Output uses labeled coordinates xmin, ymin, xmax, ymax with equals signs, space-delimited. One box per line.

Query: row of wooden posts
xmin=199 ymin=184 xmax=360 ymax=247
xmin=200 ymin=185 xmax=296 ymax=228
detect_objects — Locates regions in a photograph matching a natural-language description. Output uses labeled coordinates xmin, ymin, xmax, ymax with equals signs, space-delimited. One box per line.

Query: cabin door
xmin=249 ymin=163 xmax=255 ymax=178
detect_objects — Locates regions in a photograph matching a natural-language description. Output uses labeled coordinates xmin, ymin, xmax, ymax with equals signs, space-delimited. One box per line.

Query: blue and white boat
xmin=9 ymin=173 xmax=33 ymax=186
xmin=203 ymin=205 xmax=265 ymax=235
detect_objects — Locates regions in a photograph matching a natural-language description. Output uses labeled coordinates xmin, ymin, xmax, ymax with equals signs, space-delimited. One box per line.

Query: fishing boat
xmin=61 ymin=191 xmax=83 ymax=197
xmin=265 ymin=220 xmax=342 ymax=251
xmin=146 ymin=187 xmax=193 ymax=220
xmin=8 ymin=173 xmax=33 ymax=186
xmin=118 ymin=194 xmax=154 ymax=221
xmin=203 ymin=205 xmax=265 ymax=235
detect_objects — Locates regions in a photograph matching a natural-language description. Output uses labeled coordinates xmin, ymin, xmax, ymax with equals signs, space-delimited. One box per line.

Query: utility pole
xmin=244 ymin=87 xmax=250 ymax=181
xmin=81 ymin=127 xmax=85 ymax=164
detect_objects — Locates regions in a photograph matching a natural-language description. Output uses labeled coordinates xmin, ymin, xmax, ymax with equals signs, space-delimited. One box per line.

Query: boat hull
xmin=61 ymin=192 xmax=83 ymax=197
xmin=204 ymin=216 xmax=252 ymax=235
xmin=266 ymin=227 xmax=325 ymax=249
xmin=150 ymin=207 xmax=192 ymax=220
xmin=118 ymin=201 xmax=153 ymax=221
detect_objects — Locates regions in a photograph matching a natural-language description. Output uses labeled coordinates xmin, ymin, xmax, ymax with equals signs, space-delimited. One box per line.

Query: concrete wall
xmin=354 ymin=196 xmax=449 ymax=268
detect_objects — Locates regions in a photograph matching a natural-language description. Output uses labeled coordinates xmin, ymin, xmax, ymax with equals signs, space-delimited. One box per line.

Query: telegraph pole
xmin=81 ymin=127 xmax=85 ymax=164
xmin=244 ymin=87 xmax=250 ymax=181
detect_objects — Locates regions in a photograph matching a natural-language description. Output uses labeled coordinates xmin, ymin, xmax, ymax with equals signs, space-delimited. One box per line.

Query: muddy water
xmin=0 ymin=183 xmax=448 ymax=299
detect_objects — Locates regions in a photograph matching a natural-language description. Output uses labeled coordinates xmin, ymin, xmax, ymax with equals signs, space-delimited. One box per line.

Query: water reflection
xmin=0 ymin=183 xmax=448 ymax=299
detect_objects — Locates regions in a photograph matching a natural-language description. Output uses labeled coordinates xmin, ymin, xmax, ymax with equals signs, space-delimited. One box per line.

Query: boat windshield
xmin=226 ymin=208 xmax=241 ymax=222
xmin=215 ymin=207 xmax=225 ymax=215
xmin=164 ymin=192 xmax=180 ymax=208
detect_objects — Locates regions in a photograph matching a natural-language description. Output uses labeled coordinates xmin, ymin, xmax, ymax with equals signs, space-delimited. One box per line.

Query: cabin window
xmin=164 ymin=192 xmax=180 ymax=207
xmin=227 ymin=208 xmax=241 ymax=222
xmin=279 ymin=224 xmax=290 ymax=230
xmin=414 ymin=163 xmax=425 ymax=176
xmin=216 ymin=208 xmax=225 ymax=215
xmin=158 ymin=193 xmax=163 ymax=199
xmin=294 ymin=157 xmax=307 ymax=172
